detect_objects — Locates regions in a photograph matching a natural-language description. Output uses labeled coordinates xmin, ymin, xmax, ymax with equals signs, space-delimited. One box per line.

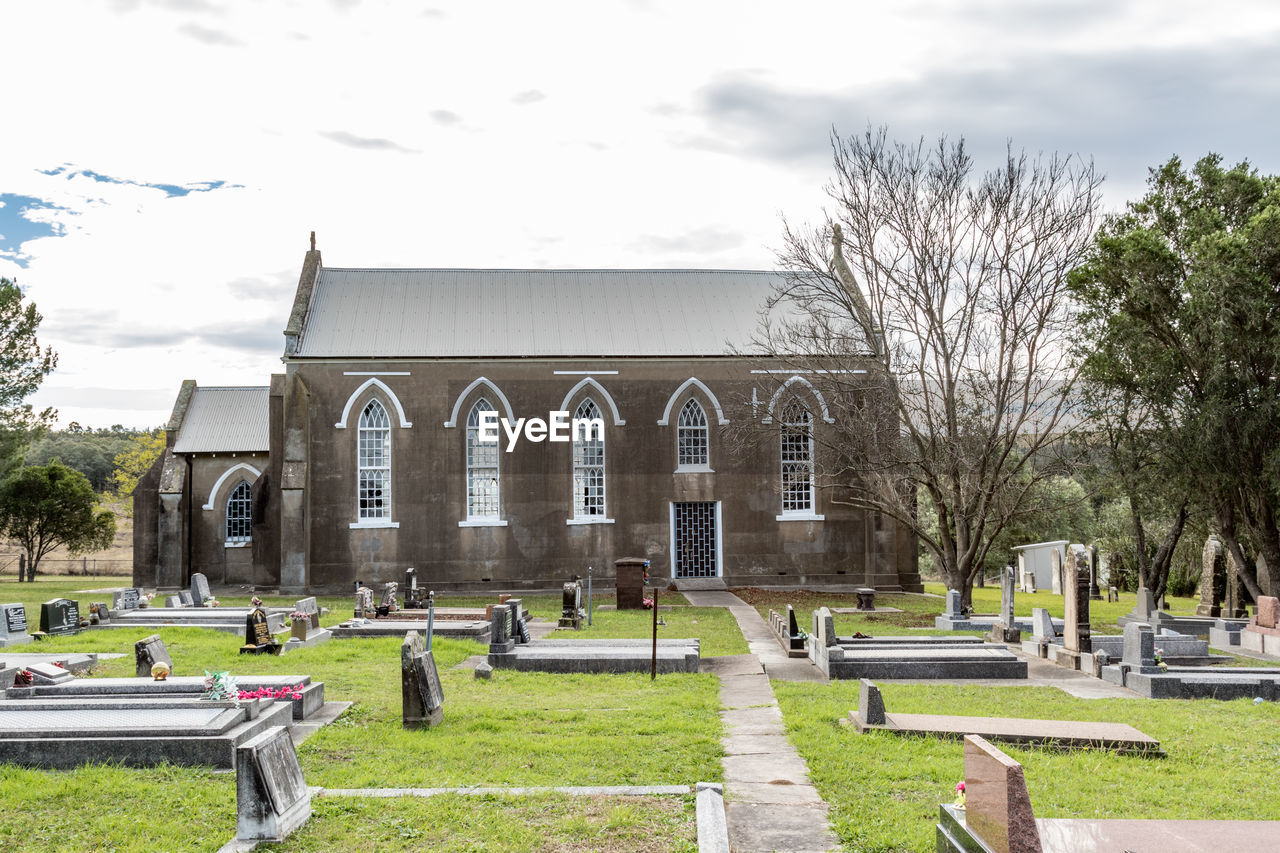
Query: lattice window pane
xmin=781 ymin=403 xmax=813 ymax=513
xmin=358 ymin=400 xmax=391 ymax=520
xmin=674 ymin=502 xmax=717 ymax=578
xmin=572 ymin=399 xmax=606 ymax=517
xmin=677 ymin=398 xmax=709 ymax=467
xmin=466 ymin=398 xmax=500 ymax=518
xmin=225 ymin=480 xmax=252 ymax=543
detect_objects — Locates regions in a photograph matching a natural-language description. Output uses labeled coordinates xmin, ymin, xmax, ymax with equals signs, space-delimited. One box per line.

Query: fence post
xmin=18 ymin=553 xmax=25 ymax=583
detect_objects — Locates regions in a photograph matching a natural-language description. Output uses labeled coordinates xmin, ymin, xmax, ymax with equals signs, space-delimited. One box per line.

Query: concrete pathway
xmin=687 ymin=592 xmax=838 ymax=851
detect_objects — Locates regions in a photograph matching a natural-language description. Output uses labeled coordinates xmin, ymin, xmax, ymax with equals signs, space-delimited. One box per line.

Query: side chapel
xmin=133 ymin=236 xmax=921 ymax=593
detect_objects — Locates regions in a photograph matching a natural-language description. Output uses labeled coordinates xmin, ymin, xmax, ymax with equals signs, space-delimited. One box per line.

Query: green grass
xmin=774 ymin=679 xmax=1280 ymax=853
xmin=546 ymin=605 xmax=748 ymax=657
xmin=258 ymin=793 xmax=698 ymax=853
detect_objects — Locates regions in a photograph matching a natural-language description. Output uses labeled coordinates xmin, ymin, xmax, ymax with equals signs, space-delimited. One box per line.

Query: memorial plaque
xmin=413 ymin=649 xmax=445 ymax=715
xmin=179 ymin=590 xmax=194 ymax=606
xmin=135 ymin=634 xmax=173 ymax=677
xmin=39 ymin=599 xmax=80 ymax=636
xmin=4 ymin=603 xmax=26 ymax=636
xmin=190 ymin=573 xmax=211 ymax=607
xmin=518 ymin=617 xmax=531 ymax=644
xmin=115 ymin=588 xmax=141 ymax=610
xmin=246 ymin=608 xmax=272 ymax=646
xmin=251 ymin=727 xmax=308 ymax=816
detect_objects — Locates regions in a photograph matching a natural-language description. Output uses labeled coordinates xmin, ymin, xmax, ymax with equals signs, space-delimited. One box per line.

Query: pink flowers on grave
xmin=287 ymin=610 xmax=310 ymax=625
xmin=237 ymin=684 xmax=304 ymax=701
xmin=954 ymin=781 xmax=966 ymax=808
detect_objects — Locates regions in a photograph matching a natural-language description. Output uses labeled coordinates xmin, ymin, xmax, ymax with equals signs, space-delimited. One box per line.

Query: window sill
xmin=459 ymin=519 xmax=509 ymax=528
xmin=776 ymin=513 xmax=825 ymax=522
xmin=349 ymin=520 xmax=400 ymax=529
xmin=566 ymin=517 xmax=616 ymax=526
xmin=224 ymin=540 xmax=251 ymax=549
xmin=674 ymin=465 xmax=715 ymax=474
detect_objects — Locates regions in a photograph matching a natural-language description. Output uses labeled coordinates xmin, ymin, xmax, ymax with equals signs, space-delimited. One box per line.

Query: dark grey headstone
xmin=135 ymin=633 xmax=173 ymax=677
xmin=236 ymin=725 xmax=311 ymax=842
xmin=190 ymin=572 xmax=211 ymax=607
xmin=39 ymin=599 xmax=80 ymax=636
xmin=179 ymin=590 xmax=194 ymax=606
xmin=859 ymin=679 xmax=886 ymax=725
xmin=414 ymin=650 xmax=444 ymax=717
xmin=517 ymin=617 xmax=530 ymax=644
xmin=2 ymin=603 xmax=28 ymax=640
xmin=92 ymin=602 xmax=111 ymax=624
xmin=1122 ymin=622 xmax=1157 ymax=670
xmin=402 ymin=632 xmax=443 ymax=728
xmin=490 ymin=608 xmax=508 ymax=644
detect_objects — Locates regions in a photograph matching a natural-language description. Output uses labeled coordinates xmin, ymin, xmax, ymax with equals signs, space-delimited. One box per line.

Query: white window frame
xmin=777 ymin=401 xmax=823 ymax=521
xmin=568 ymin=398 xmax=613 ymax=525
xmin=676 ymin=398 xmax=712 ymax=472
xmin=224 ymin=479 xmax=252 ymax=547
xmin=461 ymin=397 xmax=507 ymax=527
xmin=352 ymin=398 xmax=399 ymax=528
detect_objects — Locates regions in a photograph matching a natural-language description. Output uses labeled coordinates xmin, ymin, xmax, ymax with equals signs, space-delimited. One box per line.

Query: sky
xmin=2 ymin=0 xmax=1279 ymax=430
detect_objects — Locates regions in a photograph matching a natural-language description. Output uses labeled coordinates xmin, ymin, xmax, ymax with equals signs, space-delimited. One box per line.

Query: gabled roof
xmin=172 ymin=386 xmax=270 ymax=453
xmin=290 ymin=268 xmax=789 ymax=358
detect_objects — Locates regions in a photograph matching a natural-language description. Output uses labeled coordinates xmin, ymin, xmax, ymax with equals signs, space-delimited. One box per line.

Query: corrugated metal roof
xmin=292 ymin=268 xmax=790 ymax=358
xmin=173 ymin=387 xmax=270 ymax=453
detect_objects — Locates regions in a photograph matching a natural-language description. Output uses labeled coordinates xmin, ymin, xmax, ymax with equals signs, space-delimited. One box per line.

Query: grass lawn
xmin=0 ymin=579 xmax=722 ymax=852
xmin=774 ymin=679 xmax=1280 ymax=853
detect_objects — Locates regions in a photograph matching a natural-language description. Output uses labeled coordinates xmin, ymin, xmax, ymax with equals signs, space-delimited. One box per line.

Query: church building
xmin=133 ymin=238 xmax=921 ymax=594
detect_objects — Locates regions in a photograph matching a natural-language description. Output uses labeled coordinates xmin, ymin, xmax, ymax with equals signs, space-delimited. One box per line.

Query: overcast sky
xmin=3 ymin=0 xmax=1279 ymax=429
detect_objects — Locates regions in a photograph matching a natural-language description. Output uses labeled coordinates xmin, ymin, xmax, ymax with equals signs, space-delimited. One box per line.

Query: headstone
xmin=1133 ymin=587 xmax=1155 ymax=621
xmin=1087 ymin=546 xmax=1102 ymax=601
xmin=1257 ymin=596 xmax=1280 ymax=630
xmin=786 ymin=605 xmax=804 ymax=650
xmin=92 ymin=602 xmax=111 ymax=624
xmin=559 ymin=579 xmax=583 ymax=629
xmin=858 ymin=679 xmax=885 ymax=726
xmin=135 ymin=634 xmax=173 ymax=677
xmin=39 ymin=599 xmax=80 ymax=636
xmin=517 ymin=618 xmax=531 ymax=644
xmin=242 ymin=606 xmax=280 ymax=655
xmin=379 ymin=581 xmax=399 ymax=614
xmin=235 ymin=726 xmax=311 ymax=842
xmin=1031 ymin=608 xmax=1054 ymax=642
xmin=113 ymin=588 xmax=142 ymax=610
xmin=190 ymin=572 xmax=211 ymax=607
xmin=179 ymin=590 xmax=194 ymax=606
xmin=489 ymin=607 xmax=514 ymax=654
xmin=945 ymin=590 xmax=963 ymax=619
xmin=1000 ymin=566 xmax=1016 ymax=628
xmin=0 ymin=603 xmax=30 ymax=646
xmin=615 ymin=558 xmax=647 ymax=610
xmin=355 ymin=586 xmax=374 ymax=618
xmin=165 ymin=594 xmax=182 ymax=608
xmin=403 ymin=567 xmax=421 ymax=608
xmin=1107 ymin=586 xmax=1118 ymax=603
xmin=1062 ymin=545 xmax=1091 ymax=655
xmin=1050 ymin=547 xmax=1063 ymax=596
xmin=818 ymin=606 xmax=835 ymax=647
xmin=1122 ymin=622 xmax=1159 ymax=672
xmin=295 ymin=597 xmax=320 ymax=631
xmin=855 ymin=587 xmax=876 ymax=612
xmin=963 ymin=734 xmax=1043 ymax=853
xmin=401 ymin=631 xmax=444 ymax=728
xmin=1197 ymin=536 xmax=1225 ymax=617
xmin=1225 ymin=548 xmax=1250 ymax=618
xmin=506 ymin=600 xmax=523 ymax=643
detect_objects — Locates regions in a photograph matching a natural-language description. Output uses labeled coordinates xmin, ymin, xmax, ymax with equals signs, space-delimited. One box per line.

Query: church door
xmin=672 ymin=501 xmax=719 ymax=578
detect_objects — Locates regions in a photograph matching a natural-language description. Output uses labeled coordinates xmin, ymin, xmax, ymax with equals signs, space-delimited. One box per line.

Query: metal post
xmin=651 ymin=584 xmax=658 ymax=681
xmin=587 ymin=565 xmax=593 ymax=627
xmin=426 ymin=590 xmax=435 ymax=652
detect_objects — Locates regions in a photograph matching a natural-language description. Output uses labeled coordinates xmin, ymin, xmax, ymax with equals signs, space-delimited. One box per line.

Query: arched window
xmin=572 ymin=398 xmax=606 ymax=518
xmin=677 ymin=398 xmax=709 ymax=469
xmin=358 ymin=399 xmax=391 ymax=520
xmin=225 ymin=480 xmax=252 ymax=543
xmin=780 ymin=402 xmax=813 ymax=514
xmin=466 ymin=398 xmax=500 ymax=519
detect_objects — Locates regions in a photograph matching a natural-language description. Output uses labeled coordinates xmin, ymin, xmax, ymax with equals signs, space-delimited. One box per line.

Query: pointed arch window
xmin=225 ymin=480 xmax=252 ymax=544
xmin=677 ymin=398 xmax=709 ymax=469
xmin=466 ymin=398 xmax=500 ymax=519
xmin=780 ymin=402 xmax=814 ymax=514
xmin=358 ymin=399 xmax=391 ymax=521
xmin=572 ymin=398 xmax=606 ymax=518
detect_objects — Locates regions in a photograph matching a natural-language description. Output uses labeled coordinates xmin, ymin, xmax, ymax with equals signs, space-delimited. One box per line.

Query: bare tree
xmin=761 ymin=128 xmax=1102 ymax=606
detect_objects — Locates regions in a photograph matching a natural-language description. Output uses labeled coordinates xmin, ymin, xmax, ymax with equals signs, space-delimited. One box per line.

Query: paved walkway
xmin=689 ymin=591 xmax=839 ymax=852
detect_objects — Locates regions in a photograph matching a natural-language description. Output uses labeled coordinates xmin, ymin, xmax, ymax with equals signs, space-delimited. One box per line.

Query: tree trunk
xmin=1218 ymin=504 xmax=1264 ymax=602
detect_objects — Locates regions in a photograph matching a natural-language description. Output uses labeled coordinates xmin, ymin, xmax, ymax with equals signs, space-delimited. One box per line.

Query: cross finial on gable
xmin=310 ymin=231 xmax=316 ymax=252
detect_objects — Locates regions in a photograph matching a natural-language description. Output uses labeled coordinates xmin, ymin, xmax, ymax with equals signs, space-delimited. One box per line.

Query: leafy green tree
xmin=110 ymin=429 xmax=165 ymax=511
xmin=0 ymin=459 xmax=116 ymax=576
xmin=1070 ymin=154 xmax=1280 ymax=596
xmin=0 ymin=278 xmax=57 ymax=473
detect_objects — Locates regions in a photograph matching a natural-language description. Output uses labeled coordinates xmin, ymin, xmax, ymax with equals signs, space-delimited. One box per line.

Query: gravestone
xmin=963 ymin=734 xmax=1042 ymax=853
xmin=489 ymin=608 xmax=514 ymax=654
xmin=294 ymin=597 xmax=321 ymax=632
xmin=1064 ymin=546 xmax=1091 ymax=653
xmin=165 ymin=594 xmax=182 ymax=608
xmin=1050 ymin=547 xmax=1064 ymax=595
xmin=1107 ymin=586 xmax=1118 ymax=603
xmin=401 ymin=631 xmax=444 ymax=728
xmin=179 ymin=590 xmax=194 ymax=606
xmin=379 ymin=581 xmax=399 ymax=615
xmin=1197 ymin=536 xmax=1225 ymax=617
xmin=190 ymin=572 xmax=211 ymax=607
xmin=403 ymin=567 xmax=423 ymax=609
xmin=517 ymin=618 xmax=531 ymax=644
xmin=559 ymin=579 xmax=582 ymax=629
xmin=91 ymin=602 xmax=111 ymax=625
xmin=1225 ymin=548 xmax=1250 ymax=618
xmin=135 ymin=634 xmax=173 ymax=677
xmin=236 ymin=726 xmax=311 ymax=842
xmin=1087 ymin=546 xmax=1102 ymax=601
xmin=855 ymin=587 xmax=876 ymax=611
xmin=990 ymin=565 xmax=1020 ymax=643
xmin=0 ymin=603 xmax=30 ymax=647
xmin=945 ymin=590 xmax=963 ymax=619
xmin=812 ymin=606 xmax=835 ymax=648
xmin=857 ymin=679 xmax=886 ymax=726
xmin=615 ymin=558 xmax=647 ymax=610
xmin=1256 ymin=596 xmax=1280 ymax=630
xmin=113 ymin=588 xmax=142 ymax=610
xmin=1133 ymin=587 xmax=1155 ymax=621
xmin=354 ymin=585 xmax=374 ymax=618
xmin=786 ymin=605 xmax=805 ymax=651
xmin=1122 ymin=622 xmax=1160 ymax=673
xmin=39 ymin=599 xmax=80 ymax=636
xmin=242 ymin=606 xmax=281 ymax=655
xmin=506 ymin=600 xmax=524 ymax=644
xmin=1031 ymin=608 xmax=1055 ymax=642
